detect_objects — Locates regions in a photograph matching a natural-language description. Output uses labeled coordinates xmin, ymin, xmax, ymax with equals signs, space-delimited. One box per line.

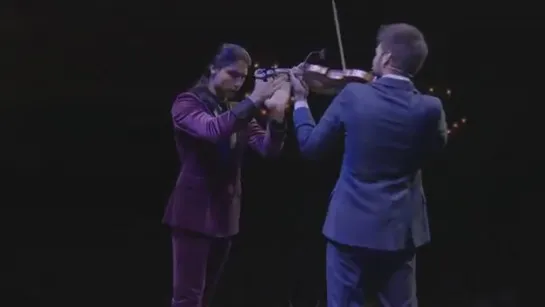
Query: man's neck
xmin=206 ymin=84 xmax=228 ymax=102
xmin=207 ymin=84 xmax=217 ymax=96
xmin=381 ymin=67 xmax=411 ymax=81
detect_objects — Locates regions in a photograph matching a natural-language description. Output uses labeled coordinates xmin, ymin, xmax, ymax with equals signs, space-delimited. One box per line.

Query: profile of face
xmin=210 ymin=60 xmax=248 ymax=98
xmin=371 ymin=43 xmax=392 ymax=76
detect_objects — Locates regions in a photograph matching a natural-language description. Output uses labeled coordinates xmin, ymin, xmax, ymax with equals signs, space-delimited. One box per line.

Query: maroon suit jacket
xmin=162 ymin=88 xmax=286 ymax=237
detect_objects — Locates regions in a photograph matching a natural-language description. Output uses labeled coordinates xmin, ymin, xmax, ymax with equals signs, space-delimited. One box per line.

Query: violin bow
xmin=331 ymin=0 xmax=347 ymax=70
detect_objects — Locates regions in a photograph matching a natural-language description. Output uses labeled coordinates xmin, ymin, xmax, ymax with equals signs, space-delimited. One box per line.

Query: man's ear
xmin=209 ymin=65 xmax=218 ymax=76
xmin=381 ymin=52 xmax=392 ymax=67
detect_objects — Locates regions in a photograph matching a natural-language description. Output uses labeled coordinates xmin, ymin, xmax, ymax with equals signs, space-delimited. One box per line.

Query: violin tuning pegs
xmin=253 ymin=68 xmax=277 ymax=81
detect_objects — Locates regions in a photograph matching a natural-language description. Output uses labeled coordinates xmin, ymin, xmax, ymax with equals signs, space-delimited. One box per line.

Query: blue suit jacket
xmin=293 ymin=77 xmax=447 ymax=250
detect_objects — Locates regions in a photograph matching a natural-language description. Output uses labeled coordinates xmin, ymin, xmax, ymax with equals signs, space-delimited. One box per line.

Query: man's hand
xmin=249 ymin=74 xmax=288 ymax=105
xmin=264 ymin=79 xmax=291 ymax=121
xmin=289 ymin=63 xmax=309 ymax=101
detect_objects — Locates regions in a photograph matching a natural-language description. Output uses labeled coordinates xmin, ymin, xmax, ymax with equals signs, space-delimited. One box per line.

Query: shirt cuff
xmin=294 ymin=100 xmax=309 ymax=110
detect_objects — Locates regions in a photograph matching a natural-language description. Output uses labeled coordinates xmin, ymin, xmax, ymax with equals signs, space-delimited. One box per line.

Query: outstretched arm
xmin=172 ymin=93 xmax=259 ymax=143
xmin=246 ymin=82 xmax=290 ymax=157
xmin=292 ymin=84 xmax=352 ymax=159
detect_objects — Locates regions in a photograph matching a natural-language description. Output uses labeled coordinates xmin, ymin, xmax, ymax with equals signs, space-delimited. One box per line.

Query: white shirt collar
xmin=382 ymin=74 xmax=411 ymax=82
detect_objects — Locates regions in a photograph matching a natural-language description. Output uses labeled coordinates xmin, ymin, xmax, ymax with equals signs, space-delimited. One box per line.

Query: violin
xmin=254 ymin=0 xmax=376 ymax=96
xmin=254 ymin=61 xmax=374 ymax=95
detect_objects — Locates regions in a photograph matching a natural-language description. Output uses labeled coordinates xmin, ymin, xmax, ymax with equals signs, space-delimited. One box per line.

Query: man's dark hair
xmin=377 ymin=23 xmax=428 ymax=76
xmin=194 ymin=43 xmax=252 ymax=87
xmin=211 ymin=43 xmax=251 ymax=69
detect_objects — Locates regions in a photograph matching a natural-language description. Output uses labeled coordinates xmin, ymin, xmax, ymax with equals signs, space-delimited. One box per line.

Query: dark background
xmin=3 ymin=1 xmax=529 ymax=306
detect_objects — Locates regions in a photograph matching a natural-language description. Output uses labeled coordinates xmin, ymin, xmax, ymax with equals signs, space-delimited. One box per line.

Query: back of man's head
xmin=376 ymin=23 xmax=428 ymax=76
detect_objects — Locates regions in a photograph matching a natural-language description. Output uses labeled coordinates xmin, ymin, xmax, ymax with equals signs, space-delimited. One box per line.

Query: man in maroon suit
xmin=162 ymin=44 xmax=290 ymax=307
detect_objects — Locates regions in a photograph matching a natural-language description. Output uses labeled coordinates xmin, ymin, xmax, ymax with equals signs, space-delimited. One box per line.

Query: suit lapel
xmin=191 ymin=86 xmax=239 ymax=150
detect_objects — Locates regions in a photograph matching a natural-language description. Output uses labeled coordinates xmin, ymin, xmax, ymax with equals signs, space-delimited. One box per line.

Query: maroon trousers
xmin=170 ymin=228 xmax=232 ymax=307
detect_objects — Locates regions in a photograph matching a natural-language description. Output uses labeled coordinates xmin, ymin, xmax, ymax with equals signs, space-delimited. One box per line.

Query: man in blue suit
xmin=289 ymin=23 xmax=447 ymax=306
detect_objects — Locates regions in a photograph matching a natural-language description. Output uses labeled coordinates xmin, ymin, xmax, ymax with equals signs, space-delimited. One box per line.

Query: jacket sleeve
xmin=247 ymin=118 xmax=286 ymax=157
xmin=293 ymin=84 xmax=353 ymax=159
xmin=430 ymin=98 xmax=448 ymax=153
xmin=171 ymin=93 xmax=258 ymax=143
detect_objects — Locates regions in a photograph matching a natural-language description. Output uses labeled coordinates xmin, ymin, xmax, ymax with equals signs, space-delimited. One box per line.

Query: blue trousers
xmin=326 ymin=240 xmax=418 ymax=307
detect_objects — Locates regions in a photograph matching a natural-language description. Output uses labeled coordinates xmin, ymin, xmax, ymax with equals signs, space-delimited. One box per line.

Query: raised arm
xmin=292 ymin=84 xmax=353 ymax=159
xmin=171 ymin=93 xmax=258 ymax=143
xmin=432 ymin=101 xmax=448 ymax=152
xmin=246 ymin=81 xmax=290 ymax=157
xmin=247 ymin=118 xmax=286 ymax=157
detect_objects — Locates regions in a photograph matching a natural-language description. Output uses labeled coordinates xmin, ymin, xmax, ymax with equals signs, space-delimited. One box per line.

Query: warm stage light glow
xmin=260 ymin=109 xmax=267 ymax=115
xmin=254 ymin=63 xmax=259 ymax=68
xmin=447 ymin=116 xmax=468 ymax=135
xmin=446 ymin=89 xmax=451 ymax=95
xmin=429 ymin=87 xmax=434 ymax=93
